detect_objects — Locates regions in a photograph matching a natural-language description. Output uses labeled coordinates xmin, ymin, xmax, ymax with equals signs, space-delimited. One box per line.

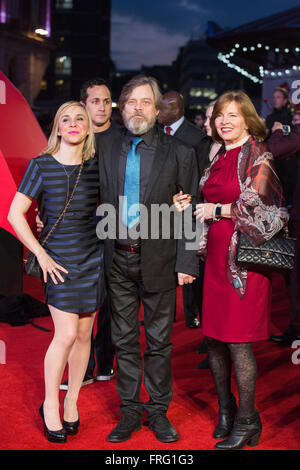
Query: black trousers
xmin=182 ymin=260 xmax=205 ymax=325
xmin=108 ymin=249 xmax=176 ymax=418
xmin=87 ymin=292 xmax=115 ymax=375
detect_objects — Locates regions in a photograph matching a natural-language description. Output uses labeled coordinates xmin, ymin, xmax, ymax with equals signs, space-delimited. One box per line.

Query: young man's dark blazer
xmin=97 ymin=125 xmax=200 ymax=293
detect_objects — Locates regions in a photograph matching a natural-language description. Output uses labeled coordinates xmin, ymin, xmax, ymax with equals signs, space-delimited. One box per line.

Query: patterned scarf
xmin=198 ymin=136 xmax=289 ymax=298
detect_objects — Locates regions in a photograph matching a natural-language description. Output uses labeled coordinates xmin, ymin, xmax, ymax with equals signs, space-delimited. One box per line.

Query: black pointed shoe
xmin=106 ymin=413 xmax=142 ymax=443
xmin=39 ymin=403 xmax=67 ymax=443
xmin=270 ymin=329 xmax=300 ymax=345
xmin=215 ymin=411 xmax=262 ymax=450
xmin=213 ymin=394 xmax=237 ymax=439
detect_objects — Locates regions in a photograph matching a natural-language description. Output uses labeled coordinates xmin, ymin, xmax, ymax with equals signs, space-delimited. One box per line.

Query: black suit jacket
xmin=173 ymin=118 xmax=208 ymax=178
xmin=97 ymin=126 xmax=199 ymax=292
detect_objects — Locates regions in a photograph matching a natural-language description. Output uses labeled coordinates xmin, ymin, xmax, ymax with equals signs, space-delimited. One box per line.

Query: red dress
xmin=201 ymin=146 xmax=272 ymax=342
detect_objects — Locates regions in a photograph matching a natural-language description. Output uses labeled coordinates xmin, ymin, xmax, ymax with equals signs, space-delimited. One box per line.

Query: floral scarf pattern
xmin=198 ymin=136 xmax=289 ymax=298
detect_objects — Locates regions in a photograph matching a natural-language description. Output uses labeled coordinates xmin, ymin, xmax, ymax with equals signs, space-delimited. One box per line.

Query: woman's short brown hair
xmin=118 ymin=75 xmax=162 ymax=112
xmin=211 ymin=90 xmax=267 ymax=143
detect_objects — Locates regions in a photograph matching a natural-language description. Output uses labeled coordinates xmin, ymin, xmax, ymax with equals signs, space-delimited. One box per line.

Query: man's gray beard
xmin=124 ymin=114 xmax=156 ymax=135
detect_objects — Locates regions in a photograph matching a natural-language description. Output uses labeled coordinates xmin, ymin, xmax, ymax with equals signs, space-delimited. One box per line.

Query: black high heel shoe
xmin=39 ymin=403 xmax=67 ymax=443
xmin=215 ymin=410 xmax=262 ymax=450
xmin=213 ymin=394 xmax=237 ymax=439
xmin=63 ymin=398 xmax=80 ymax=435
xmin=63 ymin=417 xmax=80 ymax=435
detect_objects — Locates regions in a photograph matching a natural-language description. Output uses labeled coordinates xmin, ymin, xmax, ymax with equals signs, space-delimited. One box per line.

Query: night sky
xmin=111 ymin=0 xmax=300 ymax=70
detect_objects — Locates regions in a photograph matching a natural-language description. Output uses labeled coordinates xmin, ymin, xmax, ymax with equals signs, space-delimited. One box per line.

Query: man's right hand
xmin=36 ymin=210 xmax=44 ymax=233
xmin=173 ymin=190 xmax=192 ymax=212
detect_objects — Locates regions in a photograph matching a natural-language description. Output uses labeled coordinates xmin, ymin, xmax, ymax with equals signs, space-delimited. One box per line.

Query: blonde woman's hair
xmin=44 ymin=101 xmax=95 ymax=161
xmin=211 ymin=90 xmax=267 ymax=143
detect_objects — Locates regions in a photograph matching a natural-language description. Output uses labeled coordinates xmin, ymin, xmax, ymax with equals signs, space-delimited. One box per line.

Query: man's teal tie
xmin=122 ymin=136 xmax=143 ymax=228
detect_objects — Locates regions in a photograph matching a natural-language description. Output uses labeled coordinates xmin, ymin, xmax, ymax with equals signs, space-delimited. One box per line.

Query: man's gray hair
xmin=118 ymin=75 xmax=162 ymax=111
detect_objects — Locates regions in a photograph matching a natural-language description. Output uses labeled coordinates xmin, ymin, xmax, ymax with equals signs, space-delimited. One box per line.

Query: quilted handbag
xmin=236 ymin=231 xmax=297 ymax=273
xmin=25 ymin=249 xmax=42 ymax=278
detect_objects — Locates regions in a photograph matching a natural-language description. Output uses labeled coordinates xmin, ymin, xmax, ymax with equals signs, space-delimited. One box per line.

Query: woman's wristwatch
xmin=212 ymin=203 xmax=222 ymax=221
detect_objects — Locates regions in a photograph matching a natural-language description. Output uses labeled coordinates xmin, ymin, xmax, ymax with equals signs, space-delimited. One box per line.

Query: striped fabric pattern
xmin=18 ymin=154 xmax=104 ymax=313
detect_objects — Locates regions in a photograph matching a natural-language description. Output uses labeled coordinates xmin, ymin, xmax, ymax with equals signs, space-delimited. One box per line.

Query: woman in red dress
xmin=176 ymin=91 xmax=288 ymax=450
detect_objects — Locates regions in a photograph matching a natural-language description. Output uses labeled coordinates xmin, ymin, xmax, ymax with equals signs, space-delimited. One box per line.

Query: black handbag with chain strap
xmin=236 ymin=229 xmax=297 ymax=273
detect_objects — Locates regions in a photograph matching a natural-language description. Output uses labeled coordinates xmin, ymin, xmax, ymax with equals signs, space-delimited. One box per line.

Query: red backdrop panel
xmin=0 ymin=72 xmax=48 ymax=236
xmin=0 ymin=149 xmax=18 ymax=237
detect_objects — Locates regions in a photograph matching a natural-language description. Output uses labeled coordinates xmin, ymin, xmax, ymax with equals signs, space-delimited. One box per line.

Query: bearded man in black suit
xmin=97 ymin=75 xmax=199 ymax=443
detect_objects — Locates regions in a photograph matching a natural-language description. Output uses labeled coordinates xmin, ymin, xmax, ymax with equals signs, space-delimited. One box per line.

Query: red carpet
xmin=0 ymin=273 xmax=300 ymax=451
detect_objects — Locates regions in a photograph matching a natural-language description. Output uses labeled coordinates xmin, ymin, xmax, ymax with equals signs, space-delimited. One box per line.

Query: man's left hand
xmin=178 ymin=273 xmax=196 ymax=285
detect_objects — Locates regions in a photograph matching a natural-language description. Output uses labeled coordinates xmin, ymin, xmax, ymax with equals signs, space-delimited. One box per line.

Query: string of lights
xmin=218 ymin=42 xmax=300 ymax=84
xmin=217 ymin=52 xmax=263 ymax=84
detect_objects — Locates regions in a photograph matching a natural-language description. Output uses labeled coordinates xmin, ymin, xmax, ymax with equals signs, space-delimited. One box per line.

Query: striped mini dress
xmin=18 ymin=153 xmax=105 ymax=314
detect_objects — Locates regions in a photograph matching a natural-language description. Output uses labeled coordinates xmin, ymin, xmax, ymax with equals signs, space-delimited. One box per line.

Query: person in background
xmin=265 ymin=87 xmax=293 ymax=134
xmin=194 ymin=111 xmax=206 ymax=130
xmin=198 ymin=100 xmax=223 ymax=167
xmin=292 ymin=109 xmax=300 ymax=126
xmin=267 ymin=117 xmax=300 ymax=345
xmin=158 ymin=91 xmax=206 ymax=178
xmin=158 ymin=90 xmax=205 ymax=330
xmin=8 ymin=101 xmax=105 ymax=443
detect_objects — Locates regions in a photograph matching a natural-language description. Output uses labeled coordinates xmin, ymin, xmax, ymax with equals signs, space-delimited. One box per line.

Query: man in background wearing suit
xmin=97 ymin=75 xmax=199 ymax=443
xmin=158 ymin=90 xmax=207 ymax=176
xmin=158 ymin=91 xmax=206 ymax=330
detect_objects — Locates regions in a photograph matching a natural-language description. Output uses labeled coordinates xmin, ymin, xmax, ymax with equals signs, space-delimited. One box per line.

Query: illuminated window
xmin=55 ymin=0 xmax=73 ymax=9
xmin=40 ymin=80 xmax=47 ymax=91
xmin=190 ymin=105 xmax=206 ymax=110
xmin=55 ymin=79 xmax=70 ymax=99
xmin=189 ymin=88 xmax=217 ymax=100
xmin=55 ymin=56 xmax=72 ymax=75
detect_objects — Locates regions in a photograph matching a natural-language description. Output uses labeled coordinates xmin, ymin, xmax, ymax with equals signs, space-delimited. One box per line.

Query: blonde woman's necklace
xmin=62 ymin=162 xmax=81 ymax=210
xmin=62 ymin=164 xmax=79 ymax=178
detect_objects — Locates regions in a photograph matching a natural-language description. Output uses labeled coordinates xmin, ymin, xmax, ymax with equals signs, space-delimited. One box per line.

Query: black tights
xmin=206 ymin=337 xmax=257 ymax=419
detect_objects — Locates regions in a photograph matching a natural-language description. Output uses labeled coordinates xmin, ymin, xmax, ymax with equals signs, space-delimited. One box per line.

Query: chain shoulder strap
xmin=40 ymin=159 xmax=84 ymax=247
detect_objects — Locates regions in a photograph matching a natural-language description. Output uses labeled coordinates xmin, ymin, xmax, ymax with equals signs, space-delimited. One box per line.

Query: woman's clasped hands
xmin=173 ymin=192 xmax=215 ymax=222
